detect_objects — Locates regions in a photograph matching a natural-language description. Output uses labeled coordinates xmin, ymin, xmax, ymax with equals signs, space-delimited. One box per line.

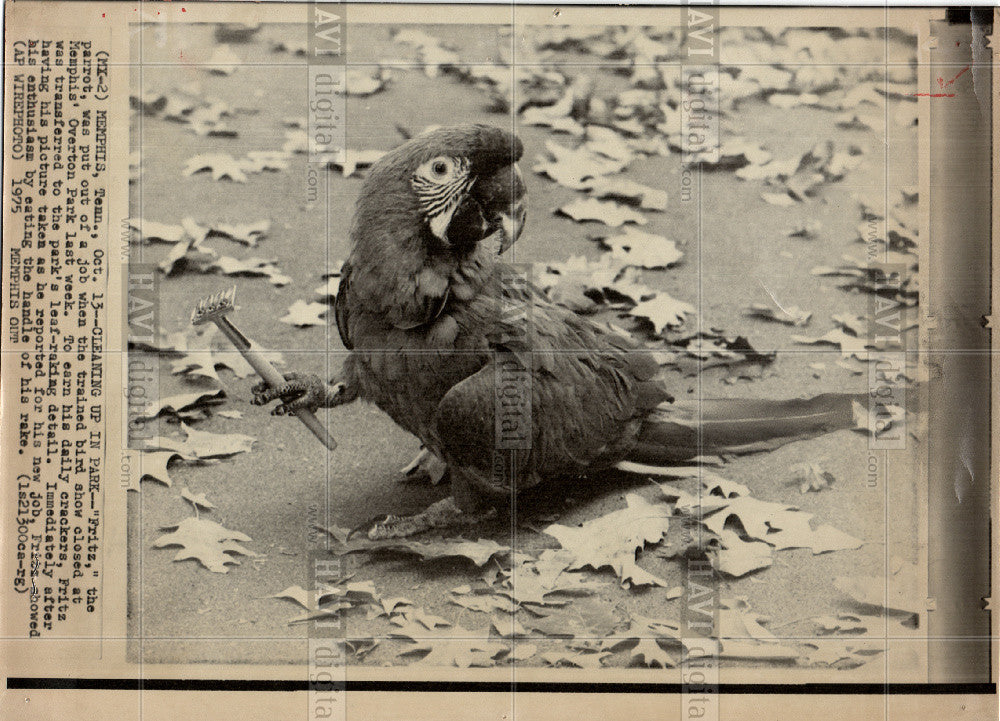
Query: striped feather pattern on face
xmin=410 ymin=155 xmax=474 ymax=241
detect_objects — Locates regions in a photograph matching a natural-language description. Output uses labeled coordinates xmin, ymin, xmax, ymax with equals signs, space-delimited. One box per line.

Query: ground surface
xmin=128 ymin=22 xmax=922 ymax=674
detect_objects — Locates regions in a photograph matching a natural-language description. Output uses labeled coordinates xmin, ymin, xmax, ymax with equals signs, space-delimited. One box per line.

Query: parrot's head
xmin=355 ymin=124 xmax=526 ymax=255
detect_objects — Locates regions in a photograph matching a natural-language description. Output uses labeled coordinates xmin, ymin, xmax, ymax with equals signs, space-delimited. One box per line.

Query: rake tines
xmin=191 ymin=286 xmax=237 ymax=325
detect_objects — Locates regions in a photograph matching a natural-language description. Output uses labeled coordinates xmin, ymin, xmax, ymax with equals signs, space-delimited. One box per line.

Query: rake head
xmin=191 ymin=286 xmax=237 ymax=326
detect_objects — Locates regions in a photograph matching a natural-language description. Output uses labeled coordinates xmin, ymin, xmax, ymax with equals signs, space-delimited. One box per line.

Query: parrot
xmin=253 ymin=123 xmax=863 ymax=539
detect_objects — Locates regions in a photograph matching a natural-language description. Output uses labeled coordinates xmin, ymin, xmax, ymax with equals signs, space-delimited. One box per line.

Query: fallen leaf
xmin=604 ymin=267 xmax=657 ymax=303
xmin=533 ymin=254 xmax=624 ymax=313
xmin=665 ymin=474 xmax=862 ymax=557
xmin=145 ymin=422 xmax=256 ymax=458
xmin=327 ymin=149 xmax=387 ymax=178
xmin=735 ymin=156 xmax=801 ymax=181
xmin=743 ymin=302 xmax=811 ymax=327
xmin=719 ymin=639 xmax=801 ymax=662
xmin=835 ymin=112 xmax=880 ymax=130
xmin=811 ymin=613 xmax=878 ymax=635
xmin=158 ymin=236 xmax=218 ymax=276
xmin=392 ymin=618 xmax=506 ymax=667
xmin=599 ymin=228 xmax=682 ymax=268
xmin=380 ymin=596 xmax=415 ymax=616
xmin=129 ymin=218 xmax=187 ymax=244
xmin=790 ymin=462 xmax=835 ymax=493
xmin=586 ymin=177 xmax=668 ymax=211
xmin=183 ymin=153 xmax=249 ymax=182
xmin=280 ymin=300 xmax=329 ymax=328
xmin=180 ymin=487 xmax=216 ymax=510
xmin=629 ymin=293 xmax=696 ymax=334
xmin=269 ymin=38 xmax=308 ymax=55
xmin=761 ymin=191 xmax=797 ymax=206
xmin=534 ymin=140 xmax=629 ymax=190
xmin=341 ymin=67 xmax=388 ymax=96
xmin=710 ymin=530 xmax=774 ymax=577
xmin=584 ymin=125 xmax=637 ymax=163
xmin=133 ymin=389 xmax=226 ymax=421
xmin=241 ymin=150 xmax=292 ymax=174
xmin=346 ymin=638 xmax=381 ymax=658
xmin=314 ymin=277 xmax=341 ymax=301
xmin=153 ymin=517 xmax=256 ymax=573
xmin=625 ymin=638 xmax=677 ymax=667
xmin=544 ymin=493 xmax=671 ymax=587
xmin=499 ymin=562 xmax=604 ymax=607
xmin=392 ymin=29 xmax=460 ymax=78
xmin=451 ymin=592 xmax=515 ymax=615
xmin=208 ymin=220 xmax=271 ymax=247
xmin=334 ymin=537 xmax=512 ymax=568
xmin=519 ymin=84 xmax=585 ymax=136
xmin=137 ymin=450 xmax=192 ymax=487
xmin=490 ymin=615 xmax=528 ymax=637
xmin=211 ymin=256 xmax=290 ymax=287
xmin=557 ymin=197 xmax=648 ymax=228
xmin=785 ymin=221 xmax=822 ymax=238
xmin=539 ymin=650 xmax=610 ymax=669
xmin=792 ymin=328 xmax=875 ymax=360
xmin=701 ymin=138 xmax=771 ymax=170
xmin=800 ymin=639 xmax=882 ymax=668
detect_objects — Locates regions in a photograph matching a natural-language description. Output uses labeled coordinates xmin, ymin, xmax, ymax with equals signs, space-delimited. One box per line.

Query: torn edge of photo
xmin=1 ymin=3 xmax=997 ymax=720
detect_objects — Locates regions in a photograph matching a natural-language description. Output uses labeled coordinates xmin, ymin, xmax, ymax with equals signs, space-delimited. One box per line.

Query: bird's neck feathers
xmin=347 ymin=212 xmax=497 ymax=331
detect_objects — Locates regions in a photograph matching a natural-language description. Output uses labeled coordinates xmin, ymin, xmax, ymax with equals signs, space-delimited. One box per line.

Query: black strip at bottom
xmin=5 ymin=679 xmax=997 ymax=694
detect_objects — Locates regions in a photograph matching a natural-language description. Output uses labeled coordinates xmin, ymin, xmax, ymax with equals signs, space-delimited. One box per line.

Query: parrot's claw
xmin=397 ymin=448 xmax=448 ymax=485
xmin=251 ymin=372 xmax=327 ymax=414
xmin=349 ymin=497 xmax=496 ymax=540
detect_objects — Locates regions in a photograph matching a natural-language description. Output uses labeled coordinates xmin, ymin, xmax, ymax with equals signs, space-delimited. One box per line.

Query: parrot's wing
xmin=334 ymin=262 xmax=353 ymax=350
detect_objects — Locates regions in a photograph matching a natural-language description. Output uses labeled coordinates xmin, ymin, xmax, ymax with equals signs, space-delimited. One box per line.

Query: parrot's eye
xmin=415 ymin=156 xmax=464 ymax=185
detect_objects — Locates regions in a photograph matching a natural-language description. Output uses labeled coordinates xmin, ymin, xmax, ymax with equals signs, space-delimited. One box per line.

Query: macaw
xmin=254 ymin=124 xmax=859 ymax=538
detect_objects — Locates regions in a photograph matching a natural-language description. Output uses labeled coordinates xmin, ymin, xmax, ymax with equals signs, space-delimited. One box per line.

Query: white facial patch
xmin=411 ymin=156 xmax=474 ymax=242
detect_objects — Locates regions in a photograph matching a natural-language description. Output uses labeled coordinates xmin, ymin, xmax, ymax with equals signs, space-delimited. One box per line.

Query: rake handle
xmin=213 ymin=316 xmax=338 ymax=451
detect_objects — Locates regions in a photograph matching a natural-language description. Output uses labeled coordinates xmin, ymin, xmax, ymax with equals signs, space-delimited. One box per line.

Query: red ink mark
xmin=101 ymin=12 xmax=105 ymax=17
xmin=912 ymin=65 xmax=969 ymax=98
xmin=942 ymin=65 xmax=969 ymax=87
xmin=181 ymin=7 xmax=186 ymax=11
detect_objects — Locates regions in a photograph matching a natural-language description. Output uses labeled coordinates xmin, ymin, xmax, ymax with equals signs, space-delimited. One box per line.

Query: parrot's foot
xmin=252 ymin=373 xmax=355 ymax=415
xmin=350 ymin=497 xmax=496 ymax=540
xmin=397 ymin=448 xmax=448 ymax=485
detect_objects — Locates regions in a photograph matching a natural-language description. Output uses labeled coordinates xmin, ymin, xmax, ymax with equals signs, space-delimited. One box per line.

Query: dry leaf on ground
xmin=153 ymin=517 xmax=257 ymax=573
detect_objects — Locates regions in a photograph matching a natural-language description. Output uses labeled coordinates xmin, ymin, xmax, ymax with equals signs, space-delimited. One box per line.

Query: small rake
xmin=191 ymin=287 xmax=337 ymax=450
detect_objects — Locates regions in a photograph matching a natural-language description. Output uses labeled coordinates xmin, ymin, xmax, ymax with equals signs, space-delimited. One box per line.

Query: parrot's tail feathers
xmin=625 ymin=392 xmax=865 ymax=466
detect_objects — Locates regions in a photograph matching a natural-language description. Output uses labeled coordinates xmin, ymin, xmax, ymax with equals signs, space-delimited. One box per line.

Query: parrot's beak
xmin=470 ymin=161 xmax=527 ymax=255
xmin=496 ymin=196 xmax=526 ymax=254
